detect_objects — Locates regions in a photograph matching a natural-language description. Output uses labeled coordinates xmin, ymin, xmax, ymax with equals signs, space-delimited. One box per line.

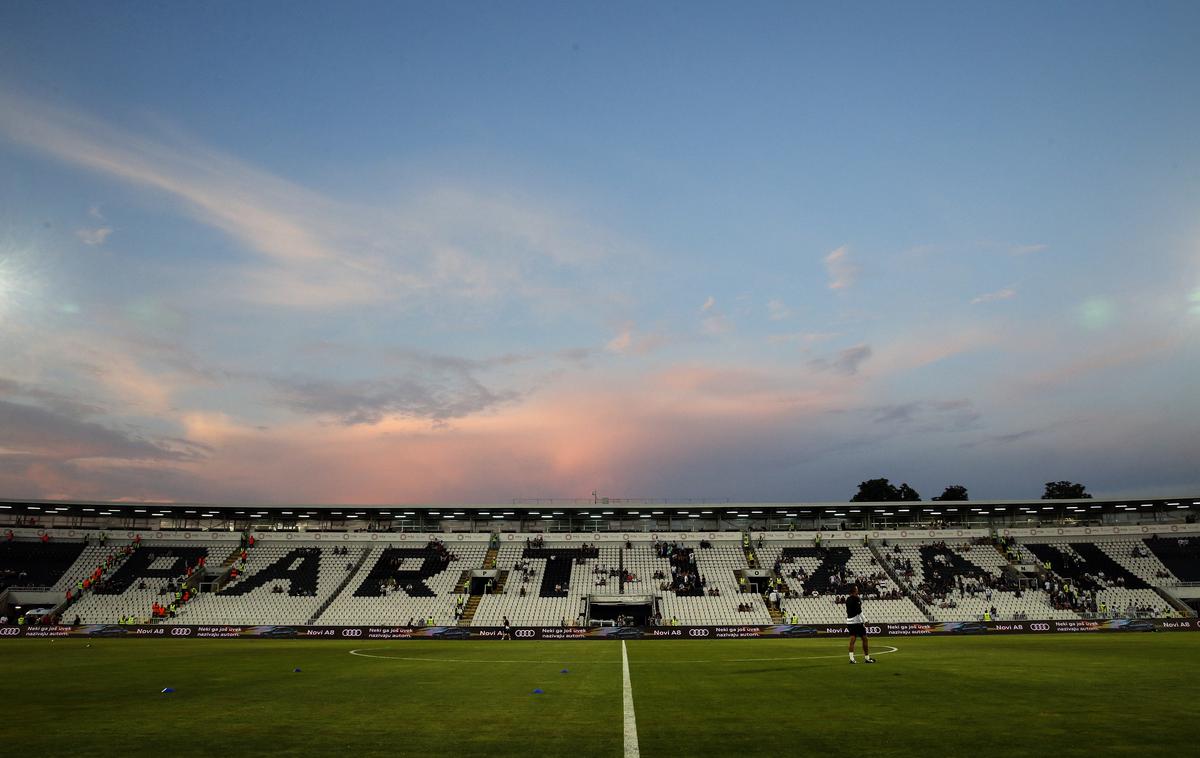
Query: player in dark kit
xmin=846 ymin=584 xmax=876 ymax=664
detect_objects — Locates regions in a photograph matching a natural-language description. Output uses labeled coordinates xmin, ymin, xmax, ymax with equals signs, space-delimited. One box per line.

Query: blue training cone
xmin=532 ymin=688 xmax=544 ymax=694
xmin=161 ymin=687 xmax=175 ymax=694
xmin=560 ymin=669 xmax=569 ymax=674
xmin=293 ymin=668 xmax=302 ymax=672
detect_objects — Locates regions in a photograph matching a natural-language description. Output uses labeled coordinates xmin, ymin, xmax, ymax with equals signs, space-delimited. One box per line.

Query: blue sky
xmin=0 ymin=2 xmax=1197 ymax=503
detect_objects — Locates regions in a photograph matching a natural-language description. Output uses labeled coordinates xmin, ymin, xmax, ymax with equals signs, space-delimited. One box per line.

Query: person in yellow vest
xmin=983 ymin=610 xmax=992 ymax=621
xmin=671 ymin=616 xmax=679 ymax=626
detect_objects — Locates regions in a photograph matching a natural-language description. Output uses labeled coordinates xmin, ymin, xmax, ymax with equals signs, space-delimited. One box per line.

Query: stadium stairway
xmin=868 ymin=540 xmax=936 ymax=623
xmin=211 ymin=545 xmax=246 ymax=592
xmin=453 ymin=570 xmax=472 ymax=594
xmin=742 ymin=538 xmax=758 ymax=569
xmin=455 ymin=538 xmax=511 ymax=627
xmin=458 ymin=594 xmax=481 ymax=625
xmin=1153 ymin=586 xmax=1197 ymax=617
xmin=306 ymin=547 xmax=370 ymax=625
xmin=456 ymin=570 xmax=507 ymax=626
xmin=763 ymin=587 xmax=784 ymax=623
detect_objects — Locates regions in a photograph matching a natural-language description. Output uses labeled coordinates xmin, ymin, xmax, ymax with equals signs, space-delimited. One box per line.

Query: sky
xmin=0 ymin=1 xmax=1197 ymax=505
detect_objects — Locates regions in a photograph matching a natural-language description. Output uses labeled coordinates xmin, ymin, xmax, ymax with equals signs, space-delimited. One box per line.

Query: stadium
xmin=4 ymin=3 xmax=1200 ymax=756
xmin=3 ymin=496 xmax=1199 ymax=755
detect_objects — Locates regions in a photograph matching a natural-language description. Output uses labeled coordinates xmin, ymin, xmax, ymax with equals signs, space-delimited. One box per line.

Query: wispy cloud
xmin=824 ymin=245 xmax=858 ymax=290
xmin=605 ymin=323 xmax=667 ymax=355
xmin=811 ymin=344 xmax=872 ymax=375
xmin=698 ymin=296 xmax=732 ymax=335
xmin=266 ymin=350 xmax=523 ymax=425
xmin=970 ymin=287 xmax=1016 ymax=305
xmin=0 ymin=397 xmax=204 ymax=462
xmin=860 ymin=399 xmax=981 ymax=436
xmin=767 ymin=299 xmax=791 ymax=321
xmin=1009 ymin=243 xmax=1048 ymax=256
xmin=75 ymin=226 xmax=113 ymax=245
xmin=768 ymin=331 xmax=838 ymax=345
xmin=0 ymin=88 xmax=631 ymax=311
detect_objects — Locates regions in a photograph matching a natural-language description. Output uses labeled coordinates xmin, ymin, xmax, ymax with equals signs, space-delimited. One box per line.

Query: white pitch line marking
xmin=639 ymin=644 xmax=901 ymax=664
xmin=346 ymin=644 xmax=899 ymax=665
xmin=622 ymin=640 xmax=640 ymax=758
xmin=348 ymin=648 xmax=592 ymax=663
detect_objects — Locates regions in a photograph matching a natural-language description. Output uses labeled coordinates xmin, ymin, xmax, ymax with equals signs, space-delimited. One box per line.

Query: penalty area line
xmin=622 ymin=640 xmax=640 ymax=758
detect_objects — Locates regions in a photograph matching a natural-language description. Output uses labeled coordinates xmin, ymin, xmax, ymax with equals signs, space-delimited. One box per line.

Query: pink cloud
xmin=824 ymin=245 xmax=858 ymax=290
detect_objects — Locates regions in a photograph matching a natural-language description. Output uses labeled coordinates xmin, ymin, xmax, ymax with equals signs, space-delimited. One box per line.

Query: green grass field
xmin=1 ymin=634 xmax=1197 ymax=756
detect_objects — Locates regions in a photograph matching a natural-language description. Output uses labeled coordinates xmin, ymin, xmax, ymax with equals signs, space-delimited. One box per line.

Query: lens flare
xmin=1078 ymin=297 xmax=1115 ymax=330
xmin=0 ymin=237 xmax=47 ymax=322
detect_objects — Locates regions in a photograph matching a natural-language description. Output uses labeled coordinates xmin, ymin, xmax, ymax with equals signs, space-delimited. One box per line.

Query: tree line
xmin=849 ymin=479 xmax=1092 ymax=502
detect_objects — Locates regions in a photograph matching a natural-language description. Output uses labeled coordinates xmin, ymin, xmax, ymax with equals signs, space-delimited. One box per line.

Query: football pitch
xmin=1 ymin=634 xmax=1196 ymax=757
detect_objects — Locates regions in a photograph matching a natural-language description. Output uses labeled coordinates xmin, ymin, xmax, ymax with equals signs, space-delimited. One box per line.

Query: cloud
xmin=0 ymin=398 xmax=202 ymax=462
xmin=824 ymin=245 xmax=858 ymax=290
xmin=701 ymin=314 xmax=732 ymax=335
xmin=1010 ymin=243 xmax=1048 ymax=256
xmin=0 ymin=376 xmax=105 ymax=419
xmin=811 ymin=344 xmax=872 ymax=375
xmin=966 ymin=427 xmax=1047 ymax=448
xmin=75 ymin=226 xmax=113 ymax=246
xmin=1017 ymin=335 xmax=1179 ymax=390
xmin=697 ymin=297 xmax=732 ymax=335
xmin=767 ymin=299 xmax=791 ymax=321
xmin=970 ymin=287 xmax=1016 ymax=305
xmin=0 ymin=89 xmax=633 ymax=311
xmin=267 ymin=352 xmax=522 ymax=425
xmin=867 ymin=328 xmax=995 ymax=376
xmin=605 ymin=324 xmax=667 ymax=355
xmin=768 ymin=331 xmax=839 ymax=346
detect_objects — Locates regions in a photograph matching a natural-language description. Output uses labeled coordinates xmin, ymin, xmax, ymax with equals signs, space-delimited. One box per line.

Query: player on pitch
xmin=846 ymin=584 xmax=876 ymax=664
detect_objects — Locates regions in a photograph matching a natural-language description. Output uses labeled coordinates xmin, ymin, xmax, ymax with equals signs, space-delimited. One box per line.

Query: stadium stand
xmin=1144 ymin=536 xmax=1200 ymax=582
xmin=879 ymin=540 xmax=1077 ymax=621
xmin=1095 ymin=538 xmax=1179 ymax=586
xmin=473 ymin=541 xmax=617 ymax=626
xmin=1021 ymin=540 xmax=1176 ymax=619
xmin=0 ymin=539 xmax=85 ymax=591
xmin=175 ymin=544 xmax=352 ymax=625
xmin=757 ymin=541 xmax=924 ymax=623
xmin=318 ymin=542 xmax=487 ymax=625
xmin=69 ymin=543 xmax=213 ymax=624
xmin=639 ymin=540 xmax=772 ymax=624
xmin=2 ymin=525 xmax=1196 ymax=627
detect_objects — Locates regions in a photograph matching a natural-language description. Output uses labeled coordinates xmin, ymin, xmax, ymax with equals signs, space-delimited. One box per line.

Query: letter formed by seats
xmin=353 ymin=548 xmax=453 ymax=598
